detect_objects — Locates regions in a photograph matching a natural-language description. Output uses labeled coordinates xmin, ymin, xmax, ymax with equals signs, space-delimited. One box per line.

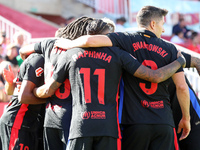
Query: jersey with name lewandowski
xmin=34 ymin=39 xmax=72 ymax=130
xmin=0 ymin=53 xmax=45 ymax=131
xmin=107 ymin=30 xmax=183 ymax=127
xmin=52 ymin=47 xmax=141 ymax=139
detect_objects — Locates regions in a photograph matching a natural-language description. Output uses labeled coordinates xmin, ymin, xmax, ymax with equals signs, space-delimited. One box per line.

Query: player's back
xmin=0 ymin=53 xmax=45 ymax=131
xmin=53 ymin=46 xmax=140 ymax=140
xmin=34 ymin=38 xmax=72 ymax=130
xmin=107 ymin=31 xmax=182 ymax=126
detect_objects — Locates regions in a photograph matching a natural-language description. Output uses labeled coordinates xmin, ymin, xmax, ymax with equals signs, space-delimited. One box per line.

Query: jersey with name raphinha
xmin=107 ymin=30 xmax=183 ymax=127
xmin=34 ymin=39 xmax=72 ymax=130
xmin=52 ymin=47 xmax=141 ymax=139
xmin=0 ymin=53 xmax=45 ymax=131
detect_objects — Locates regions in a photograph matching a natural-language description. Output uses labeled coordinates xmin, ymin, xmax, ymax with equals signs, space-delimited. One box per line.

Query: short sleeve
xmin=23 ymin=55 xmax=44 ymax=86
xmin=107 ymin=32 xmax=130 ymax=51
xmin=119 ymin=50 xmax=141 ymax=75
xmin=34 ymin=39 xmax=56 ymax=56
xmin=34 ymin=42 xmax=43 ymax=54
xmin=168 ymin=43 xmax=183 ymax=73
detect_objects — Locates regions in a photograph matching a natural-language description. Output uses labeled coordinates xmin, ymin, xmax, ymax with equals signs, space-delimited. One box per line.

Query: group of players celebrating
xmin=0 ymin=5 xmax=200 ymax=150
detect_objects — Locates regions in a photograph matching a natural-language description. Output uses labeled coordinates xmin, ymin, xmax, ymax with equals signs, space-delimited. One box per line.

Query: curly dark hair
xmin=57 ymin=16 xmax=94 ymax=40
xmin=86 ymin=19 xmax=113 ymax=35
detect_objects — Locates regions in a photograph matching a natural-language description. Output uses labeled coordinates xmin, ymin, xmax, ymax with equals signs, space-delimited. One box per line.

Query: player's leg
xmin=67 ymin=137 xmax=93 ymax=150
xmin=43 ymin=127 xmax=66 ymax=150
xmin=3 ymin=126 xmax=39 ymax=150
xmin=37 ymin=110 xmax=45 ymax=150
xmin=149 ymin=125 xmax=177 ymax=150
xmin=122 ymin=124 xmax=151 ymax=150
xmin=93 ymin=136 xmax=120 ymax=150
xmin=37 ymin=124 xmax=44 ymax=150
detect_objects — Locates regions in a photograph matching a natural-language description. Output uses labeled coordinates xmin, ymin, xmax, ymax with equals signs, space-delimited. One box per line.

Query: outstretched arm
xmin=133 ymin=55 xmax=185 ymax=83
xmin=19 ymin=44 xmax=35 ymax=60
xmin=33 ymin=78 xmax=62 ymax=98
xmin=54 ymin=35 xmax=112 ymax=49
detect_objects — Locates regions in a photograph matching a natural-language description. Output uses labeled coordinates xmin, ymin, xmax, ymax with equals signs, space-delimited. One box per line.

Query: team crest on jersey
xmin=35 ymin=67 xmax=44 ymax=77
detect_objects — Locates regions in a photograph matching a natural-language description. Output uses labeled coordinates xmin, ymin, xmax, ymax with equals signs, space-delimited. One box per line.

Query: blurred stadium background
xmin=0 ymin=0 xmax=200 ymax=115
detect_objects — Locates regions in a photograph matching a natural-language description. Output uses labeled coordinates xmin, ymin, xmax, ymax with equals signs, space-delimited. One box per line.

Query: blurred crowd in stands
xmin=0 ymin=14 xmax=200 ymax=103
xmin=0 ymin=31 xmax=24 ymax=102
xmin=170 ymin=16 xmax=200 ymax=53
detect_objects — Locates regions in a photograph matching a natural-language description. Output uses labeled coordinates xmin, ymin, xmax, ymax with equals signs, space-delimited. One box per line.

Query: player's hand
xmin=3 ymin=65 xmax=15 ymax=84
xmin=177 ymin=118 xmax=191 ymax=141
xmin=177 ymin=51 xmax=186 ymax=68
xmin=54 ymin=39 xmax=72 ymax=50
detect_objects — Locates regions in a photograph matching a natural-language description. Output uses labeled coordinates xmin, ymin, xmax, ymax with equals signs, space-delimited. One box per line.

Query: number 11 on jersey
xmin=80 ymin=68 xmax=105 ymax=105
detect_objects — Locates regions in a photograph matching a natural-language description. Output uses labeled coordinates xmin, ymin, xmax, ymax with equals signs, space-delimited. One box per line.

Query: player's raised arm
xmin=133 ymin=54 xmax=185 ymax=83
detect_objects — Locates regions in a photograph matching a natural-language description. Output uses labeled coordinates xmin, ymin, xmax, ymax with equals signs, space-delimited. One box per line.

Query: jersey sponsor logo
xmin=141 ymin=100 xmax=164 ymax=109
xmin=82 ymin=111 xmax=90 ymax=119
xmin=91 ymin=111 xmax=106 ymax=119
xmin=149 ymin=101 xmax=164 ymax=109
xmin=132 ymin=42 xmax=168 ymax=58
xmin=141 ymin=100 xmax=149 ymax=108
xmin=81 ymin=111 xmax=106 ymax=119
xmin=35 ymin=67 xmax=44 ymax=77
xmin=72 ymin=51 xmax=112 ymax=63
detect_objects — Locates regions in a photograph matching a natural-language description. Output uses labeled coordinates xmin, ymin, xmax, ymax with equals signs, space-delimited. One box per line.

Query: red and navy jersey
xmin=34 ymin=39 xmax=72 ymax=130
xmin=52 ymin=47 xmax=141 ymax=139
xmin=0 ymin=53 xmax=45 ymax=131
xmin=107 ymin=30 xmax=183 ymax=127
